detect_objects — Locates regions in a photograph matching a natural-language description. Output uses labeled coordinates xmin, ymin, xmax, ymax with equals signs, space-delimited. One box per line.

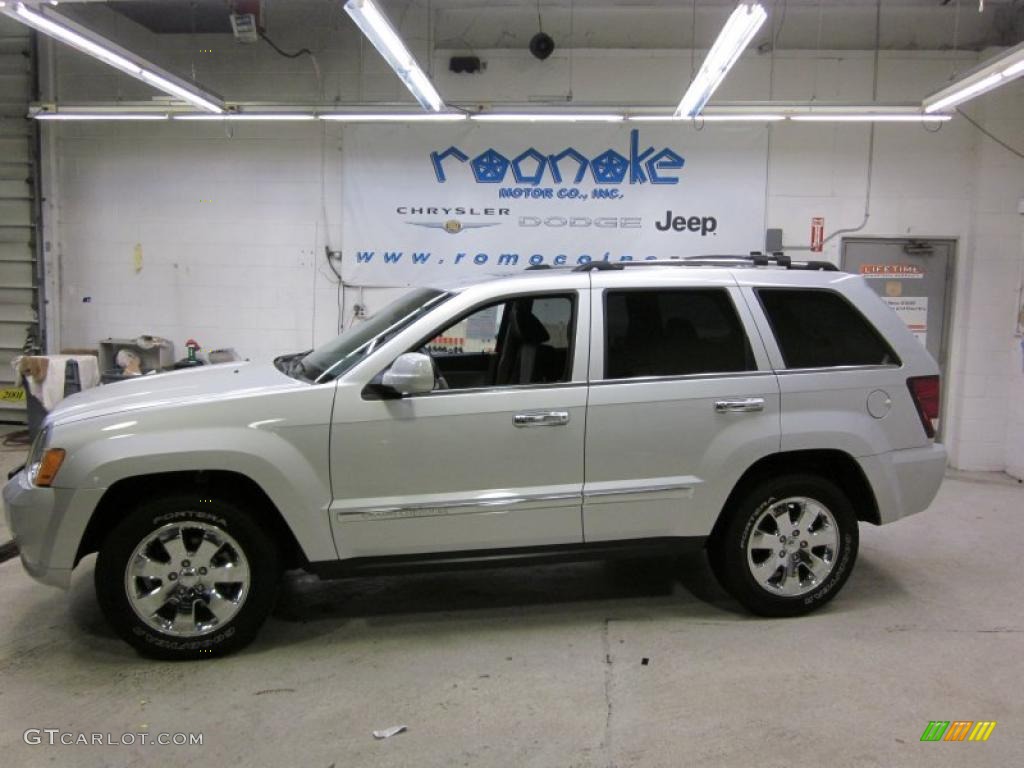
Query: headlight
xmin=26 ymin=426 xmax=66 ymax=487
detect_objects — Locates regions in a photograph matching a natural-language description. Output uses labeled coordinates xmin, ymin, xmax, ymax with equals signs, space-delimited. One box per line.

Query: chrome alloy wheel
xmin=746 ymin=497 xmax=839 ymax=597
xmin=124 ymin=521 xmax=250 ymax=637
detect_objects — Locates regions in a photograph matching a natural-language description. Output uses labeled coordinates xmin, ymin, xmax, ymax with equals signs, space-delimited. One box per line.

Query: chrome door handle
xmin=714 ymin=398 xmax=765 ymax=414
xmin=514 ymin=411 xmax=570 ymax=427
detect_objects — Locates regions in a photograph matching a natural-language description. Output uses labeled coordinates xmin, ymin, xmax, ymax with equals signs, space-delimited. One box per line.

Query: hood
xmin=49 ymin=361 xmax=306 ymax=425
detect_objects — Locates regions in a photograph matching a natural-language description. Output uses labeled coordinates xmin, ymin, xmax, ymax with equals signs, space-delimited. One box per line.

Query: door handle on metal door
xmin=514 ymin=411 xmax=570 ymax=427
xmin=714 ymin=398 xmax=765 ymax=414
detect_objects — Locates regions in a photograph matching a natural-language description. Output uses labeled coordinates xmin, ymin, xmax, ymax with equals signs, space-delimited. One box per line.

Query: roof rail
xmin=534 ymin=253 xmax=839 ymax=274
xmin=680 ymin=252 xmax=838 ymax=271
xmin=572 ymin=261 xmax=625 ymax=272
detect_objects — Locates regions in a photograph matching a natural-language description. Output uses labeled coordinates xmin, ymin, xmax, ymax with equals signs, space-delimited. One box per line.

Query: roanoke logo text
xmin=431 ymin=129 xmax=685 ymax=186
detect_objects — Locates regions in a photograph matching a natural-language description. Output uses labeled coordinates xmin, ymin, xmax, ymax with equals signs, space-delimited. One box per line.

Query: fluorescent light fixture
xmin=676 ymin=2 xmax=767 ymax=117
xmin=319 ymin=112 xmax=466 ymax=122
xmin=34 ymin=113 xmax=168 ymax=121
xmin=140 ymin=71 xmax=222 ymax=114
xmin=344 ymin=0 xmax=444 ymax=112
xmin=925 ymin=73 xmax=1003 ymax=113
xmin=791 ymin=114 xmax=952 ymax=122
xmin=5 ymin=2 xmax=223 ymax=113
xmin=630 ymin=114 xmax=784 ymax=122
xmin=15 ymin=3 xmax=141 ymax=76
xmin=472 ymin=113 xmax=624 ymax=123
xmin=174 ymin=113 xmax=316 ymax=121
xmin=924 ymin=40 xmax=1024 ymax=113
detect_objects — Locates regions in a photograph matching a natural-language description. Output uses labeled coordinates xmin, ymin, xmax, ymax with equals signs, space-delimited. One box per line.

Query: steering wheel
xmin=418 ymin=346 xmax=449 ymax=390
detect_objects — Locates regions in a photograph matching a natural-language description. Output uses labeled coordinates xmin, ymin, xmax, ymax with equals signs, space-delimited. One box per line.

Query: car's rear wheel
xmin=708 ymin=474 xmax=859 ymax=617
xmin=95 ymin=494 xmax=280 ymax=659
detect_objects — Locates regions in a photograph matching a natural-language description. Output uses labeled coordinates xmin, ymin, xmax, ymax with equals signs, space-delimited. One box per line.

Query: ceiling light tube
xmin=924 ymin=40 xmax=1024 ymax=113
xmin=318 ymin=112 xmax=466 ymax=122
xmin=344 ymin=0 xmax=444 ymax=112
xmin=174 ymin=113 xmax=316 ymax=121
xmin=140 ymin=71 xmax=222 ymax=114
xmin=791 ymin=114 xmax=952 ymax=122
xmin=34 ymin=113 xmax=169 ymax=121
xmin=676 ymin=2 xmax=767 ymax=118
xmin=472 ymin=114 xmax=624 ymax=123
xmin=14 ymin=2 xmax=141 ymax=76
xmin=5 ymin=2 xmax=224 ymax=113
xmin=925 ymin=72 xmax=1003 ymax=113
xmin=630 ymin=114 xmax=784 ymax=122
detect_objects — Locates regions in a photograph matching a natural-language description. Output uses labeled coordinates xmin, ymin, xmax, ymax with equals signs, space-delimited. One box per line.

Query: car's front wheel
xmin=708 ymin=474 xmax=859 ymax=617
xmin=95 ymin=494 xmax=280 ymax=659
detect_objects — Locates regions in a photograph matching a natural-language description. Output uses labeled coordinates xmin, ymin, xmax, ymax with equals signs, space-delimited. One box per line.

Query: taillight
xmin=907 ymin=375 xmax=940 ymax=439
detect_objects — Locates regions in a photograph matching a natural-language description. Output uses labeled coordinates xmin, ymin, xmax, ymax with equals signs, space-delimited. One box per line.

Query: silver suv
xmin=4 ymin=255 xmax=946 ymax=658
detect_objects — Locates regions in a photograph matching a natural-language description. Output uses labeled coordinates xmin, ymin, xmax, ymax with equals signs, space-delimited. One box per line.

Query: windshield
xmin=299 ymin=288 xmax=450 ymax=382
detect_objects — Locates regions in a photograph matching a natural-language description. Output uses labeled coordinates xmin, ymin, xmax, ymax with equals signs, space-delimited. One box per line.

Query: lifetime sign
xmin=430 ymin=129 xmax=685 ymax=186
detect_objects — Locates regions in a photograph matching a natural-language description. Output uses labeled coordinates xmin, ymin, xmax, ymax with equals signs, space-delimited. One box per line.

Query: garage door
xmin=0 ymin=17 xmax=41 ymax=424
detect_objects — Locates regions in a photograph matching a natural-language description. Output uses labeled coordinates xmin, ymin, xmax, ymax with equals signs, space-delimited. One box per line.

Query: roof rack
xmin=553 ymin=252 xmax=839 ymax=274
xmin=681 ymin=252 xmax=838 ymax=271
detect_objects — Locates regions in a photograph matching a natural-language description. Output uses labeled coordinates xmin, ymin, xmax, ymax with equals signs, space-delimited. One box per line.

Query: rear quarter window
xmin=757 ymin=288 xmax=900 ymax=369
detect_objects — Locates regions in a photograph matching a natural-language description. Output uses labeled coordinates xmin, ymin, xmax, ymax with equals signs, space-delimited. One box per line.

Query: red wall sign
xmin=810 ymin=217 xmax=825 ymax=252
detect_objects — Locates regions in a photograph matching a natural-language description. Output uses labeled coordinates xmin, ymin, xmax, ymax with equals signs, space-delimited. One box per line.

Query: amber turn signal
xmin=34 ymin=449 xmax=66 ymax=487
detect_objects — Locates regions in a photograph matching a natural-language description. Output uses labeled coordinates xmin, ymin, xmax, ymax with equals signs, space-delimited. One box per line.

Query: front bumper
xmin=3 ymin=472 xmax=104 ymax=589
xmin=857 ymin=442 xmax=948 ymax=525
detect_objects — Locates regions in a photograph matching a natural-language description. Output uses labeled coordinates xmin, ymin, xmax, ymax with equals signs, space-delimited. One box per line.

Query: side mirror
xmin=380 ymin=352 xmax=435 ymax=396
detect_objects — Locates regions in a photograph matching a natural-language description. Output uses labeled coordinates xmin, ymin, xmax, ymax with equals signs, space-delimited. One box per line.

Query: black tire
xmin=708 ymin=474 xmax=858 ymax=617
xmin=95 ymin=493 xmax=281 ymax=659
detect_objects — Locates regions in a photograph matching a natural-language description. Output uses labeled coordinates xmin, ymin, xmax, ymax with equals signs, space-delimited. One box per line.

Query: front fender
xmin=50 ymin=423 xmax=337 ymax=568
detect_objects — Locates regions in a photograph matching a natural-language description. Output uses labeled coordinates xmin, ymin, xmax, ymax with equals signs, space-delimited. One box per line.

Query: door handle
xmin=514 ymin=411 xmax=570 ymax=427
xmin=714 ymin=398 xmax=765 ymax=414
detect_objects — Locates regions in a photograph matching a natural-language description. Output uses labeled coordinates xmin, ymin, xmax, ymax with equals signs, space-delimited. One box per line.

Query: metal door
xmin=582 ymin=277 xmax=781 ymax=542
xmin=841 ymin=238 xmax=954 ymax=368
xmin=327 ymin=290 xmax=590 ymax=559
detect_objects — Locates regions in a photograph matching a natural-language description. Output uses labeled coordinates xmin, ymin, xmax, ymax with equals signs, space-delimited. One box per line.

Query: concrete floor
xmin=0 ymin=458 xmax=1021 ymax=767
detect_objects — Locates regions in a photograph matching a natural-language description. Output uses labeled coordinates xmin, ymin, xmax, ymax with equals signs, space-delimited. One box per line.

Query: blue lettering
xmin=432 ymin=131 xmax=684 ymax=186
xmin=590 ymin=149 xmax=629 ymax=184
xmin=511 ymin=148 xmax=547 ymax=186
xmin=548 ymin=148 xmax=589 ymax=184
xmin=646 ymin=147 xmax=685 ymax=185
xmin=430 ymin=147 xmax=468 ymax=183
xmin=630 ymin=129 xmax=654 ymax=184
xmin=471 ymin=149 xmax=510 ymax=183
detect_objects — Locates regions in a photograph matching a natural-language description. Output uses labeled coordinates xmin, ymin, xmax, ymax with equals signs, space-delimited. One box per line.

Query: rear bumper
xmin=857 ymin=443 xmax=947 ymax=524
xmin=3 ymin=471 xmax=104 ymax=589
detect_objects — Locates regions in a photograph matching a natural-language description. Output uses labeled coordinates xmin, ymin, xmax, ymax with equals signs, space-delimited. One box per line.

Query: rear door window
xmin=756 ymin=288 xmax=899 ymax=368
xmin=604 ymin=289 xmax=756 ymax=379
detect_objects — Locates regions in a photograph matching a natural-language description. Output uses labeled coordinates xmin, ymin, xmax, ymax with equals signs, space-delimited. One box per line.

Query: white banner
xmin=340 ymin=124 xmax=768 ymax=286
